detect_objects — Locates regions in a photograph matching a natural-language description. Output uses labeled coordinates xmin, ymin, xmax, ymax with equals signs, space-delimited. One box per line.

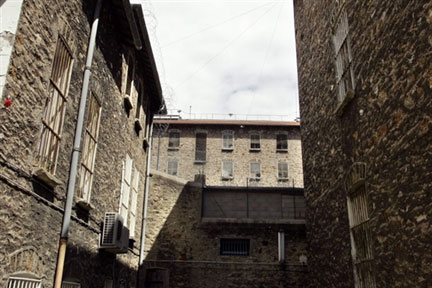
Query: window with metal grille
xmin=250 ymin=162 xmax=261 ymax=179
xmin=222 ymin=131 xmax=234 ymax=150
xmin=78 ymin=93 xmax=101 ymax=202
xmin=36 ymin=35 xmax=74 ymax=174
xmin=168 ymin=131 xmax=180 ymax=149
xmin=220 ymin=239 xmax=250 ymax=256
xmin=278 ymin=162 xmax=289 ymax=180
xmin=195 ymin=133 xmax=207 ymax=162
xmin=250 ymin=134 xmax=260 ymax=150
xmin=222 ymin=160 xmax=233 ymax=179
xmin=61 ymin=281 xmax=80 ymax=288
xmin=7 ymin=274 xmax=42 ymax=288
xmin=347 ymin=185 xmax=376 ymax=288
xmin=276 ymin=134 xmax=288 ymax=151
xmin=167 ymin=159 xmax=178 ymax=176
xmin=333 ymin=9 xmax=355 ymax=105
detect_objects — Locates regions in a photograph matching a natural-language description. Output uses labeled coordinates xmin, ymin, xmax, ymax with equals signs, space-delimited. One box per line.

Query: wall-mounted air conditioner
xmin=100 ymin=212 xmax=129 ymax=254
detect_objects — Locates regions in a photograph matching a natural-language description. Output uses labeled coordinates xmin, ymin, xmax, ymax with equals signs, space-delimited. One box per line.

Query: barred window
xmin=333 ymin=9 xmax=355 ymax=104
xmin=61 ymin=281 xmax=80 ymax=288
xmin=167 ymin=159 xmax=178 ymax=176
xmin=222 ymin=131 xmax=234 ymax=150
xmin=78 ymin=93 xmax=101 ymax=202
xmin=195 ymin=133 xmax=207 ymax=162
xmin=278 ymin=162 xmax=289 ymax=179
xmin=347 ymin=185 xmax=376 ymax=288
xmin=7 ymin=273 xmax=42 ymax=288
xmin=222 ymin=160 xmax=234 ymax=179
xmin=36 ymin=35 xmax=74 ymax=173
xmin=276 ymin=134 xmax=288 ymax=151
xmin=168 ymin=131 xmax=180 ymax=149
xmin=220 ymin=239 xmax=250 ymax=256
xmin=250 ymin=134 xmax=260 ymax=150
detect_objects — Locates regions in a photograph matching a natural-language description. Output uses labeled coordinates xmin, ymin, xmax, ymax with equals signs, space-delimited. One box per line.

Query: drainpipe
xmin=139 ymin=119 xmax=154 ymax=265
xmin=53 ymin=0 xmax=103 ymax=287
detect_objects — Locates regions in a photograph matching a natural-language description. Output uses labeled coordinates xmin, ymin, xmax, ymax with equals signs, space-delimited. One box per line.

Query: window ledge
xmin=334 ymin=89 xmax=355 ymax=117
xmin=222 ymin=148 xmax=234 ymax=152
xmin=249 ymin=148 xmax=261 ymax=152
xmin=278 ymin=178 xmax=290 ymax=182
xmin=221 ymin=176 xmax=234 ymax=181
xmin=124 ymin=95 xmax=134 ymax=110
xmin=32 ymin=167 xmax=62 ymax=187
xmin=249 ymin=177 xmax=261 ymax=181
xmin=276 ymin=149 xmax=288 ymax=153
xmin=194 ymin=160 xmax=206 ymax=164
xmin=167 ymin=147 xmax=180 ymax=151
xmin=76 ymin=198 xmax=95 ymax=211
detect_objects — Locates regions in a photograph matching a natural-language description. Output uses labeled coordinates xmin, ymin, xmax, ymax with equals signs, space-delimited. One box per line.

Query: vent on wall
xmin=100 ymin=212 xmax=129 ymax=254
xmin=220 ymin=239 xmax=250 ymax=256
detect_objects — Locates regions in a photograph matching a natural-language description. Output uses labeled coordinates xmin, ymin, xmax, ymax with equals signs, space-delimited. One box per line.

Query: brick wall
xmin=152 ymin=122 xmax=304 ymax=188
xmin=294 ymin=0 xmax=432 ymax=287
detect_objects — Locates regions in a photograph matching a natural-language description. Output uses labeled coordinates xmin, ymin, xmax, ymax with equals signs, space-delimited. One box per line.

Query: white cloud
xmin=137 ymin=0 xmax=299 ymax=120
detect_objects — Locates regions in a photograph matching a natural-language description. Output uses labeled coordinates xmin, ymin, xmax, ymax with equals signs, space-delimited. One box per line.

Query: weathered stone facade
xmin=141 ymin=171 xmax=308 ymax=288
xmin=0 ymin=0 xmax=163 ymax=287
xmin=152 ymin=119 xmax=304 ymax=188
xmin=294 ymin=0 xmax=432 ymax=287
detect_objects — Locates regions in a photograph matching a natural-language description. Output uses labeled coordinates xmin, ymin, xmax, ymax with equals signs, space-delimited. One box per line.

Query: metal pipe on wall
xmin=53 ymin=0 xmax=103 ymax=287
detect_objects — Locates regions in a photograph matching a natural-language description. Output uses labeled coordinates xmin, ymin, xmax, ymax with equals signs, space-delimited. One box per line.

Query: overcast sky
xmin=133 ymin=0 xmax=299 ymax=120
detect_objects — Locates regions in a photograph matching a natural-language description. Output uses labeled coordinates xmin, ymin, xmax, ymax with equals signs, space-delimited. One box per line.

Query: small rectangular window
xmin=278 ymin=162 xmax=289 ymax=179
xmin=195 ymin=133 xmax=207 ymax=162
xmin=168 ymin=131 xmax=180 ymax=149
xmin=167 ymin=159 xmax=178 ymax=176
xmin=222 ymin=131 xmax=234 ymax=150
xmin=222 ymin=160 xmax=234 ymax=179
xmin=220 ymin=239 xmax=250 ymax=256
xmin=62 ymin=281 xmax=81 ymax=288
xmin=276 ymin=134 xmax=288 ymax=151
xmin=7 ymin=276 xmax=42 ymax=288
xmin=250 ymin=134 xmax=260 ymax=150
xmin=250 ymin=162 xmax=261 ymax=179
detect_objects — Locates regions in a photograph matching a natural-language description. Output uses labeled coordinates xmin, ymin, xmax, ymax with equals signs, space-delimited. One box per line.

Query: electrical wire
xmin=161 ymin=2 xmax=274 ymax=48
xmin=173 ymin=3 xmax=278 ymax=90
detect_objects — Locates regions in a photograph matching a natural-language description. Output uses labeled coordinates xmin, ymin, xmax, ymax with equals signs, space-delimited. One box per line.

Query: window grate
xmin=220 ymin=239 xmax=250 ymax=256
xmin=7 ymin=277 xmax=42 ymax=288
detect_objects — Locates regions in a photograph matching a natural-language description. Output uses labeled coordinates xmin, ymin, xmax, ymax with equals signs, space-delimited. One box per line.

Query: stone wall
xmin=141 ymin=170 xmax=308 ymax=288
xmin=294 ymin=0 xmax=432 ymax=287
xmin=0 ymin=0 xmax=157 ymax=286
xmin=152 ymin=122 xmax=304 ymax=188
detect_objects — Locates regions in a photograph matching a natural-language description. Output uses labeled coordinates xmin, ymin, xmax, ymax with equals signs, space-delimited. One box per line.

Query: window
xmin=7 ymin=273 xmax=42 ymax=288
xmin=134 ymin=79 xmax=146 ymax=131
xmin=250 ymin=134 xmax=260 ymax=150
xmin=167 ymin=159 xmax=178 ymax=176
xmin=220 ymin=239 xmax=250 ymax=256
xmin=333 ymin=9 xmax=355 ymax=106
xmin=347 ymin=185 xmax=376 ymax=288
xmin=222 ymin=160 xmax=234 ymax=179
xmin=250 ymin=162 xmax=261 ymax=179
xmin=222 ymin=131 xmax=234 ymax=150
xmin=36 ymin=35 xmax=74 ymax=174
xmin=62 ymin=281 xmax=81 ymax=288
xmin=123 ymin=52 xmax=135 ymax=110
xmin=276 ymin=134 xmax=288 ymax=151
xmin=78 ymin=93 xmax=102 ymax=203
xmin=278 ymin=162 xmax=289 ymax=180
xmin=168 ymin=131 xmax=180 ymax=149
xmin=195 ymin=132 xmax=207 ymax=162
xmin=119 ymin=153 xmax=140 ymax=238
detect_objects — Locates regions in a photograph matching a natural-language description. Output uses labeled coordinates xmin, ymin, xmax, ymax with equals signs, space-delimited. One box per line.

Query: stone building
xmin=151 ymin=118 xmax=304 ymax=188
xmin=140 ymin=118 xmax=307 ymax=287
xmin=0 ymin=0 xmax=164 ymax=287
xmin=294 ymin=1 xmax=431 ymax=287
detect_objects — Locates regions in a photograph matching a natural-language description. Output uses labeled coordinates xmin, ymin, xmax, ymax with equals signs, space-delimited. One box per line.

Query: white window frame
xmin=250 ymin=162 xmax=261 ymax=179
xmin=167 ymin=159 xmax=179 ymax=176
xmin=221 ymin=160 xmax=234 ymax=180
xmin=119 ymin=154 xmax=133 ymax=224
xmin=222 ymin=130 xmax=234 ymax=150
xmin=129 ymin=167 xmax=140 ymax=238
xmin=277 ymin=162 xmax=289 ymax=180
xmin=249 ymin=133 xmax=261 ymax=151
xmin=276 ymin=133 xmax=288 ymax=152
xmin=78 ymin=92 xmax=102 ymax=203
xmin=36 ymin=34 xmax=74 ymax=174
xmin=168 ymin=130 xmax=180 ymax=150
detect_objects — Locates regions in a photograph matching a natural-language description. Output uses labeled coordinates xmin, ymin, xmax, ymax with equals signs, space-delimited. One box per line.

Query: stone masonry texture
xmin=141 ymin=170 xmax=308 ymax=288
xmin=151 ymin=120 xmax=304 ymax=188
xmin=294 ymin=0 xmax=432 ymax=287
xmin=0 ymin=0 xmax=161 ymax=287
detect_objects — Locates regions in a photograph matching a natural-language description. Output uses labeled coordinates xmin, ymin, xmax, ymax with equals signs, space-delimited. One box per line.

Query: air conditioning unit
xmin=100 ymin=212 xmax=129 ymax=254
